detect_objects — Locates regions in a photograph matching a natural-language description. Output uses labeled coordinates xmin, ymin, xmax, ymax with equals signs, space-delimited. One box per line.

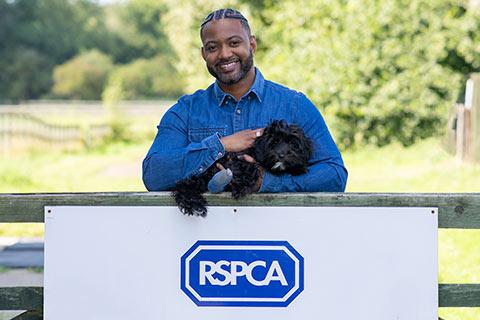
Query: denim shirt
xmin=142 ymin=69 xmax=348 ymax=192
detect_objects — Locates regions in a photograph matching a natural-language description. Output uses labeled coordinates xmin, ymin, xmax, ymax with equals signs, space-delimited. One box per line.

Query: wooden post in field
xmin=0 ymin=113 xmax=6 ymax=155
xmin=456 ymin=104 xmax=465 ymax=162
xmin=469 ymin=74 xmax=480 ymax=162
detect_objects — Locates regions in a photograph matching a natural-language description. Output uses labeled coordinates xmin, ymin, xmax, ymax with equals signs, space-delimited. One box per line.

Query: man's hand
xmin=220 ymin=128 xmax=264 ymax=152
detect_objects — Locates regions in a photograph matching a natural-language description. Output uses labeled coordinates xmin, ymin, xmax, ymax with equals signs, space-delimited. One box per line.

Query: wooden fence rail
xmin=0 ymin=100 xmax=173 ymax=116
xmin=0 ymin=192 xmax=479 ymax=319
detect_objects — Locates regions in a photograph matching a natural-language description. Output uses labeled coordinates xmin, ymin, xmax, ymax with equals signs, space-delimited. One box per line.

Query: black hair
xmin=200 ymin=8 xmax=251 ymax=37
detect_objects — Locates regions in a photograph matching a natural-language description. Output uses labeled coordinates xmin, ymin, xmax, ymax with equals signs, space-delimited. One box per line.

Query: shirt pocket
xmin=188 ymin=126 xmax=227 ymax=142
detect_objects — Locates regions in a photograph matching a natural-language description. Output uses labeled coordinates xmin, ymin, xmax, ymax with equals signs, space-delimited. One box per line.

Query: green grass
xmin=344 ymin=138 xmax=480 ymax=192
xmin=0 ymin=140 xmax=149 ymax=237
xmin=1 ymin=136 xmax=479 ymax=319
xmin=0 ymin=141 xmax=148 ymax=193
xmin=4 ymin=136 xmax=478 ymax=193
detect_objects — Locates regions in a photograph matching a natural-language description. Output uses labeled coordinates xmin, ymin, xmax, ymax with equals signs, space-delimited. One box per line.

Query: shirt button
xmin=218 ymin=152 xmax=223 ymax=158
xmin=236 ymin=109 xmax=241 ymax=114
xmin=199 ymin=167 xmax=204 ymax=172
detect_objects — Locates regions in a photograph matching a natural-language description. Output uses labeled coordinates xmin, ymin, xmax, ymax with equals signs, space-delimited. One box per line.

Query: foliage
xmin=0 ymin=48 xmax=53 ymax=101
xmin=152 ymin=0 xmax=480 ymax=147
xmin=105 ymin=55 xmax=185 ymax=99
xmin=119 ymin=0 xmax=172 ymax=59
xmin=253 ymin=0 xmax=480 ymax=148
xmin=4 ymin=0 xmax=480 ymax=148
xmin=52 ymin=50 xmax=114 ymax=100
xmin=103 ymin=0 xmax=175 ymax=64
xmin=102 ymin=76 xmax=130 ymax=143
xmin=0 ymin=0 xmax=116 ymax=101
xmin=0 ymin=0 xmax=182 ymax=101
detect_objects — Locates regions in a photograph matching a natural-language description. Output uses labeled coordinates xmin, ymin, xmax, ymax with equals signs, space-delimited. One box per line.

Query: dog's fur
xmin=172 ymin=120 xmax=313 ymax=216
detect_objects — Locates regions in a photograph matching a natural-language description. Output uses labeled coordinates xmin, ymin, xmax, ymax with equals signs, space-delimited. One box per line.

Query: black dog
xmin=172 ymin=120 xmax=313 ymax=217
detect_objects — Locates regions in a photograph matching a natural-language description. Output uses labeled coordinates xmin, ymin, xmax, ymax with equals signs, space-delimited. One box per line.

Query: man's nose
xmin=218 ymin=45 xmax=232 ymax=59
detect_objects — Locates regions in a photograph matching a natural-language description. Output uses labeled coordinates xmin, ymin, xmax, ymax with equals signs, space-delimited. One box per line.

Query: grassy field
xmin=3 ymin=136 xmax=480 ymax=193
xmin=1 ymin=135 xmax=479 ymax=319
xmin=345 ymin=140 xmax=480 ymax=192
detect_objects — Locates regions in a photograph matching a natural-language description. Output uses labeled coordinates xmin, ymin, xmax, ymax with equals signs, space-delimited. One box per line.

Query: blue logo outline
xmin=180 ymin=240 xmax=304 ymax=307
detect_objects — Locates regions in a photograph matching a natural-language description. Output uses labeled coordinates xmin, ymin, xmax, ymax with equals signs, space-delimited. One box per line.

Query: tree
xmin=104 ymin=0 xmax=175 ymax=63
xmin=0 ymin=0 xmax=117 ymax=100
xmin=253 ymin=0 xmax=480 ymax=148
xmin=0 ymin=48 xmax=53 ymax=101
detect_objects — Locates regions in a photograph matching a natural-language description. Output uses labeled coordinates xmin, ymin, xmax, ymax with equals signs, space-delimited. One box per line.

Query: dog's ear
xmin=264 ymin=120 xmax=278 ymax=135
xmin=252 ymin=137 xmax=267 ymax=163
xmin=267 ymin=120 xmax=288 ymax=135
xmin=278 ymin=119 xmax=288 ymax=128
xmin=289 ymin=124 xmax=313 ymax=159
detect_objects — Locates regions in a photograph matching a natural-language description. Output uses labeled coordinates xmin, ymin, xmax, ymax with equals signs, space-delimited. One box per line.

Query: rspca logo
xmin=180 ymin=240 xmax=304 ymax=307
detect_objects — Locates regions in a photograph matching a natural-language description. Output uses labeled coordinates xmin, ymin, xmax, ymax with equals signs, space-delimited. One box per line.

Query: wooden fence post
xmin=455 ymin=104 xmax=465 ymax=162
xmin=469 ymin=74 xmax=480 ymax=162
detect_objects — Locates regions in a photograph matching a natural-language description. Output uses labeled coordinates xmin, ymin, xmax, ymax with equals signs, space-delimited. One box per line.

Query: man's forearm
xmin=259 ymin=160 xmax=348 ymax=193
xmin=142 ymin=133 xmax=225 ymax=191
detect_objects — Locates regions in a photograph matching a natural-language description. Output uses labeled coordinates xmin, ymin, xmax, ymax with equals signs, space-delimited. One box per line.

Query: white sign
xmin=44 ymin=206 xmax=438 ymax=320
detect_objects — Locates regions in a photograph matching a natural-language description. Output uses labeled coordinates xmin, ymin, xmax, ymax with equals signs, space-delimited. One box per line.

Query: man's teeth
xmin=219 ymin=61 xmax=237 ymax=68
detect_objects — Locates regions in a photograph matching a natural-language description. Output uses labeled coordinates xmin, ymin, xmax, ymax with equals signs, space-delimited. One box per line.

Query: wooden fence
xmin=0 ymin=192 xmax=479 ymax=319
xmin=0 ymin=100 xmax=173 ymax=116
xmin=446 ymin=73 xmax=480 ymax=162
xmin=0 ymin=112 xmax=110 ymax=153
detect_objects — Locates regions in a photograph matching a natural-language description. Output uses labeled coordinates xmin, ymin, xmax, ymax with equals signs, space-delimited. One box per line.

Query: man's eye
xmin=230 ymin=41 xmax=240 ymax=47
xmin=206 ymin=46 xmax=217 ymax=52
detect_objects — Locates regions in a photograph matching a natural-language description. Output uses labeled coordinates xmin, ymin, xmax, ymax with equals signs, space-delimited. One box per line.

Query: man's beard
xmin=207 ymin=50 xmax=254 ymax=86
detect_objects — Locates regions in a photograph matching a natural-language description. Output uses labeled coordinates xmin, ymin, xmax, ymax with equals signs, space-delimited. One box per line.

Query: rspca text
xmin=180 ymin=240 xmax=304 ymax=307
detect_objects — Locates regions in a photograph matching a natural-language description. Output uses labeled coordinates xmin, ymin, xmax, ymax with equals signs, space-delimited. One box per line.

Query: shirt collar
xmin=213 ymin=68 xmax=265 ymax=107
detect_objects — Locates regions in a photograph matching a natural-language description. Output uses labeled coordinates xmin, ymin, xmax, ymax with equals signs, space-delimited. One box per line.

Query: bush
xmin=104 ymin=55 xmax=185 ymax=99
xmin=255 ymin=0 xmax=480 ymax=148
xmin=102 ymin=77 xmax=130 ymax=143
xmin=52 ymin=50 xmax=114 ymax=100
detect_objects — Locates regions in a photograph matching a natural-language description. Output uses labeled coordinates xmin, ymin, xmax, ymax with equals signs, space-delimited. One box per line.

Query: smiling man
xmin=142 ymin=8 xmax=347 ymax=192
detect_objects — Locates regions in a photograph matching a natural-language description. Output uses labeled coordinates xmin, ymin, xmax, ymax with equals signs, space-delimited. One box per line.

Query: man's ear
xmin=250 ymin=35 xmax=257 ymax=54
xmin=201 ymin=46 xmax=207 ymax=61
